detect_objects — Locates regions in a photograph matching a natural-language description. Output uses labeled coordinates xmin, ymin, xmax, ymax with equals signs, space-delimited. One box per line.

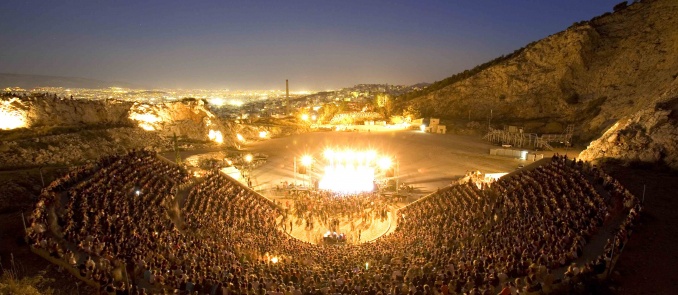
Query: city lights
xmin=228 ymin=99 xmax=244 ymax=107
xmin=208 ymin=97 xmax=226 ymax=107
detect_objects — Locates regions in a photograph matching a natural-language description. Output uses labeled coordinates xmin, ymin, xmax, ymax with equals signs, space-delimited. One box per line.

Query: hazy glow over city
xmin=0 ymin=1 xmax=623 ymax=90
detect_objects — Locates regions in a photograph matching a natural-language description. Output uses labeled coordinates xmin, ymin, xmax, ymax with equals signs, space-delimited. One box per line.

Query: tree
xmin=374 ymin=93 xmax=394 ymax=118
xmin=613 ymin=1 xmax=628 ymax=12
xmin=318 ymin=103 xmax=339 ymax=123
xmin=403 ymin=105 xmax=421 ymax=119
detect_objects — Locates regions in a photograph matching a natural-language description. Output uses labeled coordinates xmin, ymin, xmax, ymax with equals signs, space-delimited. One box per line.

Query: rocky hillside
xmin=0 ymin=95 xmax=235 ymax=168
xmin=127 ymin=98 xmax=234 ymax=144
xmin=579 ymin=81 xmax=678 ymax=169
xmin=399 ymin=0 xmax=678 ymax=141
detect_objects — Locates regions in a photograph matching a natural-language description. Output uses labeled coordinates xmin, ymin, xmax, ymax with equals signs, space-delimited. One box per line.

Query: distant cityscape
xmin=3 ymin=83 xmax=429 ymax=120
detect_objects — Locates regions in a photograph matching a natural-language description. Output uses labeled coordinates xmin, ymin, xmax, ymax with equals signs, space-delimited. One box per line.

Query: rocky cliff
xmin=0 ymin=96 xmax=234 ymax=168
xmin=127 ymin=99 xmax=234 ymax=145
xmin=579 ymin=82 xmax=678 ymax=169
xmin=400 ymin=0 xmax=678 ymax=141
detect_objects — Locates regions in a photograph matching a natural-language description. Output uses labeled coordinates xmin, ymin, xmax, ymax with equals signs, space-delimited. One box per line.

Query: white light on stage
xmin=317 ymin=149 xmax=393 ymax=193
xmin=319 ymin=164 xmax=375 ymax=193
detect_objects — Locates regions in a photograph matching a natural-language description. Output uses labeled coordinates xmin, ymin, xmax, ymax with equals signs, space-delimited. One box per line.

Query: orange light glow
xmin=129 ymin=104 xmax=162 ymax=131
xmin=0 ymin=98 xmax=28 ymax=130
xmin=208 ymin=130 xmax=224 ymax=144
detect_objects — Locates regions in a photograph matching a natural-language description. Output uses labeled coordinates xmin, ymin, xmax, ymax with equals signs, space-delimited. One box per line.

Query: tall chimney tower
xmin=286 ymin=79 xmax=290 ymax=115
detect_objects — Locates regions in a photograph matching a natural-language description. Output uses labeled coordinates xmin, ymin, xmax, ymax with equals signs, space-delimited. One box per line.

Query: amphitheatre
xmin=1 ymin=1 xmax=678 ymax=294
xmin=23 ymin=127 xmax=637 ymax=295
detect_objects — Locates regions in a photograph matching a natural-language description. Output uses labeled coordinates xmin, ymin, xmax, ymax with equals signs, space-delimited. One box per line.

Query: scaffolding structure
xmin=483 ymin=124 xmax=574 ymax=151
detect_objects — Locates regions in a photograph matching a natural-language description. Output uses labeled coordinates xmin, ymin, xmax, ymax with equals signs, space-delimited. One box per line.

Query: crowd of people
xmin=27 ymin=152 xmax=641 ymax=294
xmin=287 ymin=190 xmax=389 ymax=232
xmin=28 ymin=150 xmax=192 ymax=294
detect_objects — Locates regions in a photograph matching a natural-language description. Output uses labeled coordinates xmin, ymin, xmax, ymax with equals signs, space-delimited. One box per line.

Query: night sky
xmin=0 ymin=1 xmax=621 ymax=90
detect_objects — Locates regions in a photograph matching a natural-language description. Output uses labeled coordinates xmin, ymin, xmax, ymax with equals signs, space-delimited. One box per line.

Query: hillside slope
xmin=579 ymin=80 xmax=678 ymax=169
xmin=400 ymin=0 xmax=678 ymax=141
xmin=0 ymin=95 xmax=234 ymax=168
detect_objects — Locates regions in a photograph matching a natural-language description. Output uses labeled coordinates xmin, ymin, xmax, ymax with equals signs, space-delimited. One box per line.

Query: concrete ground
xmin=245 ymin=129 xmax=579 ymax=197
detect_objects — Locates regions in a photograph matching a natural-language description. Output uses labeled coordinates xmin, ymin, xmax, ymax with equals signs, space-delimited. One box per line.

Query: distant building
xmin=424 ymin=118 xmax=447 ymax=134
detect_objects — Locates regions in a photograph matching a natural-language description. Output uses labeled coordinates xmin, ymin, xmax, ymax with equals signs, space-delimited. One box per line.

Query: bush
xmin=613 ymin=1 xmax=628 ymax=12
xmin=0 ymin=272 xmax=54 ymax=295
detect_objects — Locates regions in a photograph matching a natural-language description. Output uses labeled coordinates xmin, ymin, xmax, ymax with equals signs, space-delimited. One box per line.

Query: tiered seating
xmin=27 ymin=153 xmax=640 ymax=294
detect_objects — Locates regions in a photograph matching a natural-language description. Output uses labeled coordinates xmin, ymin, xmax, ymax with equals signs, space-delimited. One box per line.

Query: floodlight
xmin=378 ymin=157 xmax=392 ymax=170
xmin=301 ymin=155 xmax=313 ymax=167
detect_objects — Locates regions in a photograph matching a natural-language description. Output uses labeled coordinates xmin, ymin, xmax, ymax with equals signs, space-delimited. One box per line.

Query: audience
xmin=27 ymin=152 xmax=641 ymax=294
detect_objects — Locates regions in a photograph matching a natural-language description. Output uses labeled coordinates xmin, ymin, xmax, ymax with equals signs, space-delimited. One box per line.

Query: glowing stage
xmin=313 ymin=149 xmax=393 ymax=194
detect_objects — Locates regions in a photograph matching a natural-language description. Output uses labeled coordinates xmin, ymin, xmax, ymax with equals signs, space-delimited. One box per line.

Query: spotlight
xmin=378 ymin=157 xmax=392 ymax=170
xmin=301 ymin=155 xmax=313 ymax=167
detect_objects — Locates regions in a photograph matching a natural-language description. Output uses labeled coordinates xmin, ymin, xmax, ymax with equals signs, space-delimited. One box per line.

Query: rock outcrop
xmin=27 ymin=98 xmax=134 ymax=127
xmin=401 ymin=0 xmax=678 ymax=141
xmin=128 ymin=99 xmax=234 ymax=145
xmin=0 ymin=96 xmax=235 ymax=168
xmin=579 ymin=86 xmax=678 ymax=170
